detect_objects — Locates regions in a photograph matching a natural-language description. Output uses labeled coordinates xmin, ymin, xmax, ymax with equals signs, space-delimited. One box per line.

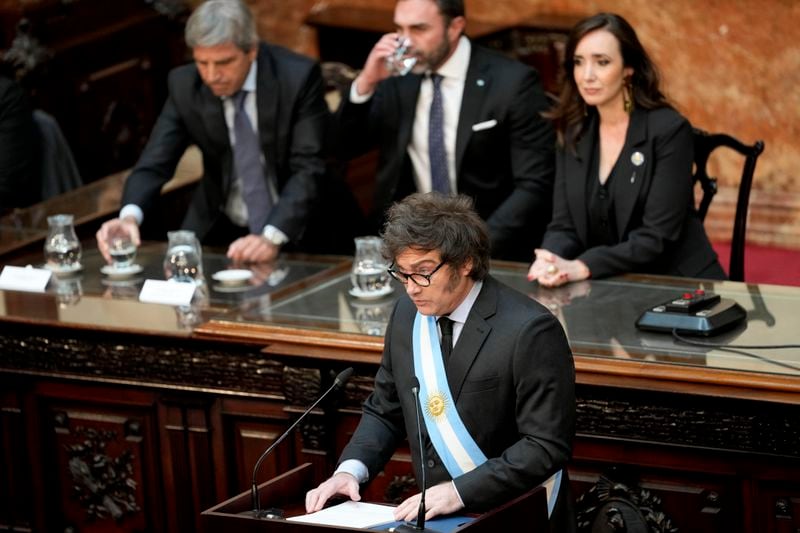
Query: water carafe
xmin=44 ymin=214 xmax=81 ymax=272
xmin=163 ymin=230 xmax=203 ymax=283
xmin=350 ymin=236 xmax=391 ymax=295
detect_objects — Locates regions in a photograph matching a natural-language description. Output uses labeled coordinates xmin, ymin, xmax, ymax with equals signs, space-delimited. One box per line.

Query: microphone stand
xmin=395 ymin=380 xmax=442 ymax=533
xmin=250 ymin=367 xmax=353 ymax=518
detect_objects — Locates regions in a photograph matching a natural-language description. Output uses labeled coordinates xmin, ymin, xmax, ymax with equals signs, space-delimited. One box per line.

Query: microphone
xmin=250 ymin=367 xmax=353 ymax=518
xmin=395 ymin=377 xmax=441 ymax=533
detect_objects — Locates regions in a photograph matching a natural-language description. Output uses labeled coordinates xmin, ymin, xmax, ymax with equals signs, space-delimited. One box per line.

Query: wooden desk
xmin=1 ymin=248 xmax=799 ymax=532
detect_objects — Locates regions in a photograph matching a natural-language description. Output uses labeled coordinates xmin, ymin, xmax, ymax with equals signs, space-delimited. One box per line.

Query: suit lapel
xmin=199 ymin=85 xmax=228 ymax=150
xmin=455 ymin=47 xmax=489 ymax=177
xmin=198 ymin=82 xmax=230 ymax=194
xmin=613 ymin=108 xmax=648 ymax=238
xmin=255 ymin=45 xmax=278 ymax=179
xmin=566 ymin=116 xmax=596 ymax=246
xmin=447 ymin=278 xmax=496 ymax=401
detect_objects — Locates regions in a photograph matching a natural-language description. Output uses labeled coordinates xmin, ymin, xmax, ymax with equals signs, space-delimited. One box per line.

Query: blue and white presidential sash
xmin=411 ymin=312 xmax=562 ymax=517
xmin=412 ymin=313 xmax=488 ymax=477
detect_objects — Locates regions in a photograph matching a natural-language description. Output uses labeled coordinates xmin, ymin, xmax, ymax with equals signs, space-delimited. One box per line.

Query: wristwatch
xmin=262 ymin=225 xmax=288 ymax=247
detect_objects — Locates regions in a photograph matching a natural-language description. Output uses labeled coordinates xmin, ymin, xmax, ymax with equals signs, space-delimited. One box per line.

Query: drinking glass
xmin=351 ymin=236 xmax=391 ymax=295
xmin=44 ymin=214 xmax=81 ymax=272
xmin=351 ymin=299 xmax=394 ymax=336
xmin=163 ymin=230 xmax=203 ymax=284
xmin=106 ymin=229 xmax=137 ymax=270
xmin=386 ymin=36 xmax=417 ymax=76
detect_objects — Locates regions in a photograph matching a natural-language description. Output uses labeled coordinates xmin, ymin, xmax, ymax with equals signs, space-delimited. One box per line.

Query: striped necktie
xmin=428 ymin=73 xmax=450 ymax=194
xmin=232 ymin=90 xmax=273 ymax=234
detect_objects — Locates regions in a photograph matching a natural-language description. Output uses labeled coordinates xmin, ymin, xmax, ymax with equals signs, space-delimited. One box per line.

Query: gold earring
xmin=623 ymin=79 xmax=633 ymax=114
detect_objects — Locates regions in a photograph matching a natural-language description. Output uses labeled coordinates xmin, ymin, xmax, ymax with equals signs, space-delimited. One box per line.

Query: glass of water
xmin=351 ymin=236 xmax=391 ymax=296
xmin=163 ymin=230 xmax=203 ymax=284
xmin=386 ymin=36 xmax=417 ymax=76
xmin=106 ymin=228 xmax=137 ymax=270
xmin=44 ymin=214 xmax=82 ymax=272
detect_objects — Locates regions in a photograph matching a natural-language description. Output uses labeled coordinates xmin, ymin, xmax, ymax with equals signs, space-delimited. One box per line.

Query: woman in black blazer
xmin=527 ymin=13 xmax=725 ymax=287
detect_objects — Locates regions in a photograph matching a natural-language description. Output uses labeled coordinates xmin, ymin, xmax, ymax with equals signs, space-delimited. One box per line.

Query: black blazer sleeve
xmin=539 ymin=147 xmax=585 ymax=259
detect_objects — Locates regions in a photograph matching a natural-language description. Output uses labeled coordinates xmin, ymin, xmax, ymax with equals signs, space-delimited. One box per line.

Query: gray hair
xmin=185 ymin=0 xmax=258 ymax=52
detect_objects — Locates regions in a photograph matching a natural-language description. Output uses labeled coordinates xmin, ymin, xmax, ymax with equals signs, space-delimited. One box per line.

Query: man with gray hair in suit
xmin=97 ymin=0 xmax=327 ymax=263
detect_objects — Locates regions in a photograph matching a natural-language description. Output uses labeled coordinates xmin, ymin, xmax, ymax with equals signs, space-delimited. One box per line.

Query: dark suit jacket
xmin=336 ymin=44 xmax=555 ymax=261
xmin=340 ymin=276 xmax=576 ymax=531
xmin=0 ymin=75 xmax=39 ymax=211
xmin=541 ymin=107 xmax=724 ymax=279
xmin=122 ymin=43 xmax=327 ymax=243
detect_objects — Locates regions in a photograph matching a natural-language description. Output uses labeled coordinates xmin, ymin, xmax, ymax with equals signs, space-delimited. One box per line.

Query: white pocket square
xmin=471 ymin=119 xmax=497 ymax=132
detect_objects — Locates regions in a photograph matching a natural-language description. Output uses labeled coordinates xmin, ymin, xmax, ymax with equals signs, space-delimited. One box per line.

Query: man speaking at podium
xmin=306 ymin=193 xmax=576 ymax=532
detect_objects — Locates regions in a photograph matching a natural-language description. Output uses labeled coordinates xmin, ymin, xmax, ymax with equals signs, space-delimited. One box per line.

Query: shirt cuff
xmin=349 ymin=79 xmax=374 ymax=104
xmin=262 ymin=224 xmax=288 ymax=246
xmin=335 ymin=459 xmax=369 ymax=483
xmin=451 ymin=480 xmax=465 ymax=508
xmin=119 ymin=204 xmax=143 ymax=226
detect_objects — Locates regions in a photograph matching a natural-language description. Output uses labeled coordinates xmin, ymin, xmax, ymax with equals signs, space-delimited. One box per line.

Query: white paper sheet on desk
xmin=287 ymin=501 xmax=395 ymax=528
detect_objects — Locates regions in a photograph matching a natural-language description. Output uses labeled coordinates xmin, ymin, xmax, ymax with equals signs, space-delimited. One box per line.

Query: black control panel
xmin=636 ymin=290 xmax=747 ymax=336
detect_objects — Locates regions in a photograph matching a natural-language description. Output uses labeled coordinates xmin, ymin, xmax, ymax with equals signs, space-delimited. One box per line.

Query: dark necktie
xmin=428 ymin=73 xmax=450 ymax=194
xmin=232 ymin=90 xmax=273 ymax=234
xmin=438 ymin=316 xmax=454 ymax=361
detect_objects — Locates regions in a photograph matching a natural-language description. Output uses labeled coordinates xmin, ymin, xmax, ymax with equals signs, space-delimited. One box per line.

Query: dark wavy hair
xmin=550 ymin=12 xmax=671 ymax=151
xmin=381 ymin=192 xmax=490 ymax=281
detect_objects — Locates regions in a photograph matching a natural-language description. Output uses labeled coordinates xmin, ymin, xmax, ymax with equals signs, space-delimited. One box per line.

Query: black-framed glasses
xmin=387 ymin=261 xmax=446 ymax=287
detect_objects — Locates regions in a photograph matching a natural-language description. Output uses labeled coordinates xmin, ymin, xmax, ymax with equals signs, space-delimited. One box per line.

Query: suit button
xmin=427 ymin=459 xmax=435 ymax=468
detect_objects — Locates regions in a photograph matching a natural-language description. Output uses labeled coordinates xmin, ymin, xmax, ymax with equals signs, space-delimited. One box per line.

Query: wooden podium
xmin=202 ymin=463 xmax=548 ymax=532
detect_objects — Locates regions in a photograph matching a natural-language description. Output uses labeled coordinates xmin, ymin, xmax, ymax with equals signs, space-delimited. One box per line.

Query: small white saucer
xmin=212 ymin=269 xmax=253 ymax=286
xmin=212 ymin=283 xmax=253 ymax=293
xmin=101 ymin=264 xmax=143 ymax=279
xmin=45 ymin=263 xmax=84 ymax=275
xmin=348 ymin=285 xmax=394 ymax=300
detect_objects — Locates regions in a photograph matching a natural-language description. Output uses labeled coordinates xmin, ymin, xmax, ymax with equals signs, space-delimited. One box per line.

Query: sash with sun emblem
xmin=412 ymin=313 xmax=488 ymax=478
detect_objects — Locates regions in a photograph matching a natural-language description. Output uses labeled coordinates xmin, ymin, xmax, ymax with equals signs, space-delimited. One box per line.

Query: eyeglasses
xmin=387 ymin=260 xmax=445 ymax=287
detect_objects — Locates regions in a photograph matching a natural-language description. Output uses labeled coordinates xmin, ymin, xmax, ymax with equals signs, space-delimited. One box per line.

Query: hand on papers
xmin=305 ymin=472 xmax=361 ymax=513
xmin=394 ymin=481 xmax=464 ymax=522
xmin=226 ymin=234 xmax=279 ymax=263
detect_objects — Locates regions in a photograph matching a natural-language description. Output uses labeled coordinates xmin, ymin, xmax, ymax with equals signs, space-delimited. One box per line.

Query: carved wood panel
xmin=756 ymin=481 xmax=800 ymax=533
xmin=36 ymin=385 xmax=162 ymax=532
xmin=571 ymin=465 xmax=739 ymax=533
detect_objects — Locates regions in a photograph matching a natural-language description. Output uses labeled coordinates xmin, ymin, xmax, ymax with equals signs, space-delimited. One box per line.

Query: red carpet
xmin=712 ymin=242 xmax=800 ymax=286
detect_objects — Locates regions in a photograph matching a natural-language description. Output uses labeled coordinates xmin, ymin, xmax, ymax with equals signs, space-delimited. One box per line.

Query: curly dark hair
xmin=381 ymin=192 xmax=490 ymax=281
xmin=549 ymin=12 xmax=672 ymax=151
